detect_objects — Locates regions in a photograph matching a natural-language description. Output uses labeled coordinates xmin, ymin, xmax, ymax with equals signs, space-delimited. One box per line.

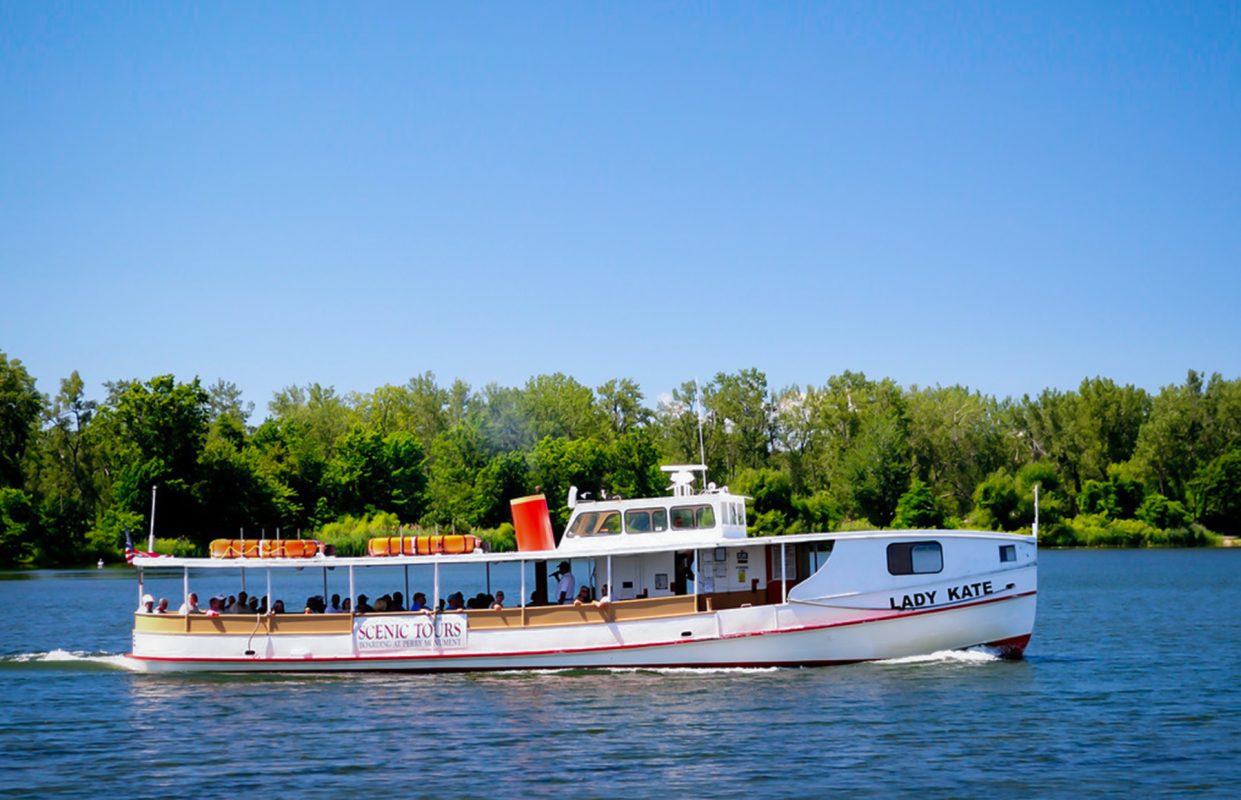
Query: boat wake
xmin=877 ymin=647 xmax=1003 ymax=666
xmin=1 ymin=649 xmax=135 ymax=671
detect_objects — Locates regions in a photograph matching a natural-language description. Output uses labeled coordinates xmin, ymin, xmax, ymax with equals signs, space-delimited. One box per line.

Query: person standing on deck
xmin=552 ymin=561 xmax=576 ymax=605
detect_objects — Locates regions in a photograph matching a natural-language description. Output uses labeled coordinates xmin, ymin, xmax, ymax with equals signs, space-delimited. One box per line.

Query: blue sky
xmin=2 ymin=2 xmax=1238 ymax=415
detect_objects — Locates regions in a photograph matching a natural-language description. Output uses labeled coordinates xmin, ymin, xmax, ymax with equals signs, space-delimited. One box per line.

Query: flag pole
xmin=148 ymin=485 xmax=158 ymax=551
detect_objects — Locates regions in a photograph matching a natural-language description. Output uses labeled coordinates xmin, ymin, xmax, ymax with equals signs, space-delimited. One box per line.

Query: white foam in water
xmin=877 ymin=647 xmax=1002 ymax=666
xmin=5 ymin=649 xmax=134 ymax=669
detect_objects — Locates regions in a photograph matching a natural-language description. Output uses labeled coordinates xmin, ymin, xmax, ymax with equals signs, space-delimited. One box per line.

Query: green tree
xmin=597 ymin=378 xmax=652 ymax=435
xmin=33 ymin=372 xmax=99 ymax=557
xmin=529 ymin=435 xmax=612 ymax=527
xmin=323 ymin=426 xmax=427 ymax=522
xmin=1193 ymin=448 xmax=1241 ymax=533
xmin=843 ymin=410 xmax=910 ymax=528
xmin=0 ymin=351 xmax=44 ymax=488
xmin=732 ymin=468 xmax=794 ymax=535
xmin=471 ymin=450 xmax=531 ymax=527
xmin=520 ymin=373 xmax=606 ymax=442
xmin=891 ymin=480 xmax=945 ymax=529
xmin=1136 ymin=493 xmax=1192 ymax=530
xmin=906 ymin=385 xmax=1005 ymax=515
xmin=91 ymin=375 xmax=210 ymax=539
xmin=704 ymin=368 xmax=773 ymax=478
xmin=0 ymin=487 xmax=36 ymax=564
xmin=425 ymin=423 xmax=490 ymax=528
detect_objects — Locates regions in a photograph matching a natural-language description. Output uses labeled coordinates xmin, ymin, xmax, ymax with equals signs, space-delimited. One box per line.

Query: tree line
xmin=1 ymin=349 xmax=1238 ymax=566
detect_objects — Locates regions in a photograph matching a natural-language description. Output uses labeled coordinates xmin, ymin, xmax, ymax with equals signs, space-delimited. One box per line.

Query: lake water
xmin=1 ymin=550 xmax=1238 ymax=798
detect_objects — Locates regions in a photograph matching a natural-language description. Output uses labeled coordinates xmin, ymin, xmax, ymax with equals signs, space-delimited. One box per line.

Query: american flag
xmin=124 ymin=528 xmax=169 ymax=564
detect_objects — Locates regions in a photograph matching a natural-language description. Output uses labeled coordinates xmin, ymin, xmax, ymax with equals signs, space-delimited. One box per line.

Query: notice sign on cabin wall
xmin=354 ymin=615 xmax=468 ymax=653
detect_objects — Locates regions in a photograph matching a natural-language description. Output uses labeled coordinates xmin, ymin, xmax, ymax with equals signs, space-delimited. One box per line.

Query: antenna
xmin=661 ymin=465 xmax=708 ymax=496
xmin=695 ymin=378 xmax=707 ymax=486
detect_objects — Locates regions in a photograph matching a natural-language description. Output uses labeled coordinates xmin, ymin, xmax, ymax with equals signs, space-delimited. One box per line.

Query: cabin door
xmin=672 ymin=551 xmax=695 ymax=596
xmin=612 ymin=557 xmax=640 ymax=600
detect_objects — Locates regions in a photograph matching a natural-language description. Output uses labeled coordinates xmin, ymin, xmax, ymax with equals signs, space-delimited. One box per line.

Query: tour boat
xmin=124 ymin=466 xmax=1037 ymax=672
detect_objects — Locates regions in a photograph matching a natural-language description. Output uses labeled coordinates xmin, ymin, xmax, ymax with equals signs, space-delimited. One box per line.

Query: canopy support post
xmin=780 ymin=541 xmax=788 ymax=604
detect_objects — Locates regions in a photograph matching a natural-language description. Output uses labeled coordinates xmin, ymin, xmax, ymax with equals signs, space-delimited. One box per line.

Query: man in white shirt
xmin=177 ymin=592 xmax=200 ymax=614
xmin=553 ymin=561 xmax=576 ymax=605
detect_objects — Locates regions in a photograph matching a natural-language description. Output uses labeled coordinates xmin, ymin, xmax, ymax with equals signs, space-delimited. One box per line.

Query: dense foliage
xmin=1 ymin=349 xmax=1237 ymax=566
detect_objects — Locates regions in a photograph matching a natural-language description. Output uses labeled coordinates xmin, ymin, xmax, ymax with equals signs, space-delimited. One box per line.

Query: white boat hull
xmin=125 ymin=592 xmax=1035 ymax=673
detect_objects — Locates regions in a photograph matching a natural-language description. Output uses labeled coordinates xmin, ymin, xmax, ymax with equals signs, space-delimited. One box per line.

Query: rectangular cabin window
xmin=624 ymin=508 xmax=667 ymax=533
xmin=568 ymin=510 xmax=622 ymax=537
xmin=886 ymin=541 xmax=944 ymax=575
xmin=671 ymin=504 xmax=715 ymax=530
xmin=1000 ymin=544 xmax=1016 ymax=562
xmin=738 ymin=502 xmax=746 ymax=527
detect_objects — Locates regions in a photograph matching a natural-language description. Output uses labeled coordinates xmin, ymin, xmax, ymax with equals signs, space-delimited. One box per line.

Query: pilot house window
xmin=624 ymin=508 xmax=667 ymax=533
xmin=887 ymin=541 xmax=943 ymax=575
xmin=670 ymin=504 xmax=716 ymax=530
xmin=568 ymin=510 xmax=622 ymax=536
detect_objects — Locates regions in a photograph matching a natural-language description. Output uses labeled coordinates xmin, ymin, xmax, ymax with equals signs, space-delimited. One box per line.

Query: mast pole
xmin=148 ymin=485 xmax=157 ymax=551
xmin=695 ymin=379 xmax=707 ymax=487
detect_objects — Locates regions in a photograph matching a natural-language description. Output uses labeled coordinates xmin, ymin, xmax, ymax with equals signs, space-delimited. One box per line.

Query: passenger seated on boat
xmin=572 ymin=586 xmax=592 ymax=607
xmin=248 ymin=596 xmax=259 ymax=613
xmin=409 ymin=592 xmax=428 ymax=612
xmin=270 ymin=599 xmax=286 ymax=614
xmin=205 ymin=597 xmax=222 ymax=617
xmin=374 ymin=595 xmax=391 ymax=613
xmin=446 ymin=592 xmax=465 ymax=611
xmin=355 ymin=595 xmax=373 ymax=614
xmin=227 ymin=591 xmax=249 ymax=614
xmin=224 ymin=594 xmax=237 ymax=612
xmin=392 ymin=591 xmax=405 ymax=611
xmin=303 ymin=595 xmax=325 ymax=614
xmin=177 ymin=592 xmax=201 ymax=614
xmin=138 ymin=594 xmax=155 ymax=614
xmin=342 ymin=598 xmax=352 ymax=613
xmin=529 ymin=589 xmax=548 ymax=606
xmin=156 ymin=598 xmax=169 ymax=614
xmin=327 ymin=594 xmax=343 ymax=613
xmin=490 ymin=591 xmax=505 ymax=610
xmin=257 ymin=597 xmax=268 ymax=615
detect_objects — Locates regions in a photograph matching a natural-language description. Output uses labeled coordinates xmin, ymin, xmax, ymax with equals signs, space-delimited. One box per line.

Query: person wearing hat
xmin=137 ymin=594 xmax=155 ymax=614
xmin=552 ymin=561 xmax=576 ymax=605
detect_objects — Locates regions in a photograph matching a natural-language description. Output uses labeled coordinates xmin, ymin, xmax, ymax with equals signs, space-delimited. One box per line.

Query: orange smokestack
xmin=510 ymin=494 xmax=556 ymax=552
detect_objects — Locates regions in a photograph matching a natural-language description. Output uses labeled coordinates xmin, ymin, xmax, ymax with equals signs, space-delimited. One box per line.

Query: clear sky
xmin=2 ymin=2 xmax=1238 ymax=415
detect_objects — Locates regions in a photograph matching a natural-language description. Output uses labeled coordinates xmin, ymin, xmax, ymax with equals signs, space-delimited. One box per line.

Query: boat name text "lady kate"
xmin=889 ymin=581 xmax=995 ymax=610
